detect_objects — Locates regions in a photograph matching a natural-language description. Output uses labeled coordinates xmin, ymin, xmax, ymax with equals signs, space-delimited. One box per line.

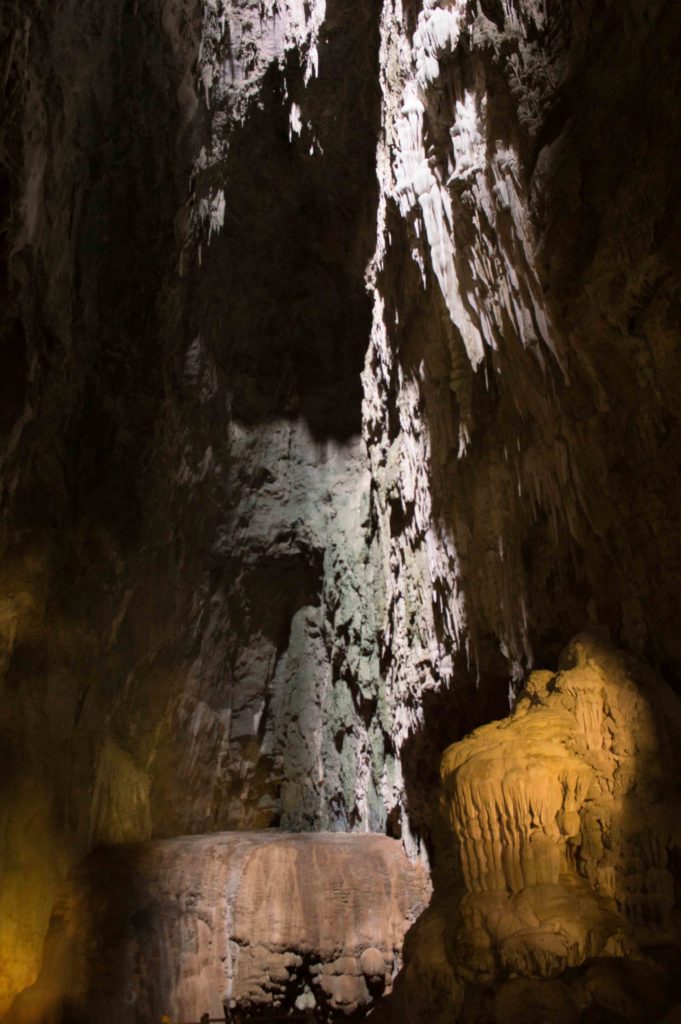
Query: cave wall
xmin=362 ymin=0 xmax=681 ymax=846
xmin=0 ymin=0 xmax=200 ymax=1007
xmin=368 ymin=0 xmax=681 ymax=692
xmin=1 ymin=0 xmax=681 ymax=1017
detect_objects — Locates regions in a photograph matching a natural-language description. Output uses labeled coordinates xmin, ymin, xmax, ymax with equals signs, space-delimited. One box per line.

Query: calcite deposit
xmin=442 ymin=634 xmax=681 ymax=977
xmin=5 ymin=832 xmax=431 ymax=1023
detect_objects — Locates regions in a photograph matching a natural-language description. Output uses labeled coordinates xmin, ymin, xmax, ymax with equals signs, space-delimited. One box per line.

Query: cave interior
xmin=2 ymin=0 xmax=681 ymax=1022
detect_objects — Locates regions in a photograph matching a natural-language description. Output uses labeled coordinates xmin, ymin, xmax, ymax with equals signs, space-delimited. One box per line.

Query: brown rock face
xmin=5 ymin=832 xmax=431 ymax=1023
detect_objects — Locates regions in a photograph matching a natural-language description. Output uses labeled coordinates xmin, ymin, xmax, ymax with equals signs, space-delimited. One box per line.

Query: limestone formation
xmin=5 ymin=832 xmax=430 ymax=1023
xmin=435 ymin=635 xmax=681 ymax=1013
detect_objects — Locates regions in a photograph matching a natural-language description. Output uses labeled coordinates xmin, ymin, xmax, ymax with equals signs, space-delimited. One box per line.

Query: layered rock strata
xmin=5 ymin=832 xmax=431 ymax=1023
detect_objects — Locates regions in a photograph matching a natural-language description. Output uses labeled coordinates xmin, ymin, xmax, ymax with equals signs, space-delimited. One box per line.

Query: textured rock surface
xmin=4 ymin=832 xmax=431 ymax=1023
xmin=2 ymin=0 xmax=681 ymax=1018
xmin=441 ymin=635 xmax=681 ymax=982
xmin=379 ymin=635 xmax=681 ymax=1022
xmin=366 ymin=0 xmax=681 ymax=706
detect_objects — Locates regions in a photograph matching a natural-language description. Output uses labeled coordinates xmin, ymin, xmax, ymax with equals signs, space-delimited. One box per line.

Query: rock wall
xmin=5 ymin=832 xmax=431 ymax=1023
xmin=2 ymin=0 xmax=681 ymax=1017
xmin=1 ymin=0 xmax=201 ymax=1008
xmin=366 ymin=0 xmax=681 ymax=718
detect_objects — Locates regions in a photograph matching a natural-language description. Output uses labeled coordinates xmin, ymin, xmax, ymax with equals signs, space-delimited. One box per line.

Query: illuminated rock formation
xmin=5 ymin=832 xmax=430 ymax=1023
xmin=431 ymin=634 xmax=681 ymax=1016
xmin=380 ymin=636 xmax=681 ymax=1024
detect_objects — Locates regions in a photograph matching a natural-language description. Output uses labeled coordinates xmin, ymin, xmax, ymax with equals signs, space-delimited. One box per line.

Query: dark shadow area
xmin=186 ymin=0 xmax=382 ymax=442
xmin=4 ymin=0 xmax=190 ymax=546
xmin=2 ymin=844 xmax=148 ymax=1024
xmin=398 ymin=651 xmax=509 ymax=863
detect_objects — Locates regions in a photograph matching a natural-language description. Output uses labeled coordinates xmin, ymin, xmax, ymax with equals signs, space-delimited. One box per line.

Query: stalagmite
xmin=433 ymin=635 xmax=681 ymax=1016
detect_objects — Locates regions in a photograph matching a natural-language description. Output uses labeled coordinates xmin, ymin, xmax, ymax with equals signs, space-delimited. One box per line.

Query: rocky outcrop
xmin=366 ymin=0 xmax=681 ymax=724
xmin=5 ymin=832 xmax=431 ymax=1023
xmin=374 ymin=636 xmax=681 ymax=1024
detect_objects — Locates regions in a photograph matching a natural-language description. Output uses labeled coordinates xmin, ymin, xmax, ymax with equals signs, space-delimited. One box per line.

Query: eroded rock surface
xmin=5 ymin=832 xmax=431 ymax=1023
xmin=442 ymin=635 xmax=681 ymax=978
xmin=414 ymin=635 xmax=681 ymax=1021
xmin=377 ymin=637 xmax=681 ymax=1024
